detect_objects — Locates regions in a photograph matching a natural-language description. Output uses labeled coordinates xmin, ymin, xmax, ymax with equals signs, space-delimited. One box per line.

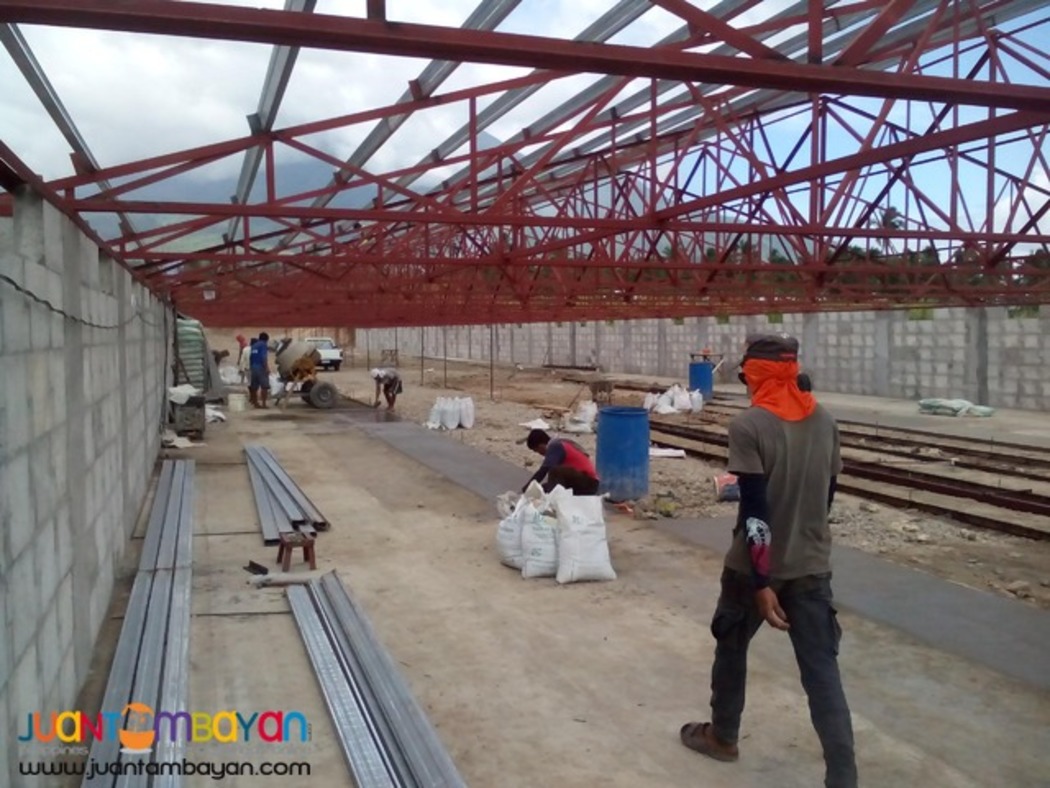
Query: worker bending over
xmin=523 ymin=429 xmax=600 ymax=496
xmin=371 ymin=367 xmax=403 ymax=409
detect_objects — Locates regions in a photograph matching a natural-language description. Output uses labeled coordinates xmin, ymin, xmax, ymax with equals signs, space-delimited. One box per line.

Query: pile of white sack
xmin=425 ymin=396 xmax=476 ymax=430
xmin=643 ymin=383 xmax=703 ymax=415
xmin=495 ymin=482 xmax=616 ymax=584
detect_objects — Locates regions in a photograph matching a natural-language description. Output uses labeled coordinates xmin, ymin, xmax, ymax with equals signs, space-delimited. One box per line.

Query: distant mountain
xmin=88 ymin=129 xmax=505 ymax=249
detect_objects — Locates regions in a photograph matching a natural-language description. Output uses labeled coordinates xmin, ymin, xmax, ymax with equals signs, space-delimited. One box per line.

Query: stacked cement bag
xmin=495 ymin=482 xmax=615 ymax=584
xmin=643 ymin=384 xmax=703 ymax=415
xmin=426 ymin=397 xmax=477 ymax=430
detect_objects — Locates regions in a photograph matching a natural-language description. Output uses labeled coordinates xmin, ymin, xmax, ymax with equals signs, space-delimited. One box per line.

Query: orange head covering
xmin=739 ymin=334 xmax=816 ymax=421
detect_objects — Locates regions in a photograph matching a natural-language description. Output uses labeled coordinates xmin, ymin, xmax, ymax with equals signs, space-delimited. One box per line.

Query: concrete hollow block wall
xmin=360 ymin=305 xmax=1046 ymax=410
xmin=0 ymin=189 xmax=172 ymax=784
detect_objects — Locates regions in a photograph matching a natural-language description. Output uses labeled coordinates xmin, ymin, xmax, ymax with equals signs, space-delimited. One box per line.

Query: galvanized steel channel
xmin=288 ymin=573 xmax=466 ymax=788
xmin=245 ymin=444 xmax=328 ymax=545
xmin=82 ymin=459 xmax=195 ymax=788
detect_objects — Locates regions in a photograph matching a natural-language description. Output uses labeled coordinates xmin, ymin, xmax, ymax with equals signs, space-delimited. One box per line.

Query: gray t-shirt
xmin=724 ymin=404 xmax=842 ymax=580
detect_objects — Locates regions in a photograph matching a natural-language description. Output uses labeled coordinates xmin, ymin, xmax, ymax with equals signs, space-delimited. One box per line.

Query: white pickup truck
xmin=304 ymin=337 xmax=344 ymax=371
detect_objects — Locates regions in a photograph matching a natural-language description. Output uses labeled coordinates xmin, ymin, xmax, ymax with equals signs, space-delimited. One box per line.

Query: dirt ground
xmin=155 ymin=402 xmax=1048 ymax=788
xmin=309 ymin=358 xmax=1050 ymax=611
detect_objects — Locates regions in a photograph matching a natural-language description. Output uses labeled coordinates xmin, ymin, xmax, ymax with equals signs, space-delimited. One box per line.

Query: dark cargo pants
xmin=709 ymin=568 xmax=858 ymax=788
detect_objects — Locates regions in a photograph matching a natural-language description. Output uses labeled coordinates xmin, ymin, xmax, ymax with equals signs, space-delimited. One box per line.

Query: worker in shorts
xmin=679 ymin=333 xmax=857 ymax=788
xmin=371 ymin=367 xmax=403 ymax=410
xmin=523 ymin=429 xmax=600 ymax=496
xmin=248 ymin=332 xmax=271 ymax=409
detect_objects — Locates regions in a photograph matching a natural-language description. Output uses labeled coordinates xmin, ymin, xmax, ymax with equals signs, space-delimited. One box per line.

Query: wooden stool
xmin=276 ymin=532 xmax=317 ymax=572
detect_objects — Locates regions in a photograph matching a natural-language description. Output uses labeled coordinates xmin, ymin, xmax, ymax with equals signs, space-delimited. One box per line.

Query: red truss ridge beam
xmin=2 ymin=1 xmax=1050 ymax=111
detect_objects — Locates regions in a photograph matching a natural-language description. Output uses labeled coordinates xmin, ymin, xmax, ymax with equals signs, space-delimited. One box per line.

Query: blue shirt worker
xmin=249 ymin=332 xmax=271 ymax=409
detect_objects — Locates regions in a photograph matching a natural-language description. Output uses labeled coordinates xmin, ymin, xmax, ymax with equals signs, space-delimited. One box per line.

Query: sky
xmin=0 ymin=0 xmax=685 ymax=182
xmin=0 ymin=0 xmax=1046 ymax=253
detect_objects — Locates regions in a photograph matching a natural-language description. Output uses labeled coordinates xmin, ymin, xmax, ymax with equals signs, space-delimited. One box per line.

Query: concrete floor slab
xmin=82 ymin=407 xmax=1048 ymax=788
xmin=657 ymin=518 xmax=1050 ymax=691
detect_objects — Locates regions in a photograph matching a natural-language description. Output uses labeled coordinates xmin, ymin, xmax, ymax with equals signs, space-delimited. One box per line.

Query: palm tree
xmin=873 ymin=206 xmax=903 ymax=255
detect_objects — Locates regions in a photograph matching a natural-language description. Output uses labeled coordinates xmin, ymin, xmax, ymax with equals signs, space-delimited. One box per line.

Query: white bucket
xmin=228 ymin=393 xmax=247 ymax=413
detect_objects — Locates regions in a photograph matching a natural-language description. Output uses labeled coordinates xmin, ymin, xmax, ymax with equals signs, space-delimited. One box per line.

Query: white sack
xmin=643 ymin=392 xmax=658 ymax=411
xmin=425 ymin=400 xmax=443 ymax=430
xmin=519 ymin=483 xmax=560 ymax=578
xmin=519 ymin=418 xmax=551 ymax=430
xmin=496 ymin=497 xmax=533 ymax=570
xmin=459 ymin=397 xmax=476 ymax=429
xmin=496 ymin=490 xmax=520 ymax=519
xmin=167 ymin=384 xmax=200 ymax=405
xmin=219 ymin=366 xmax=241 ymax=386
xmin=672 ymin=385 xmax=693 ymax=412
xmin=563 ymin=400 xmax=598 ymax=434
xmin=551 ymin=493 xmax=616 ymax=584
xmin=689 ymin=390 xmax=704 ymax=413
xmin=439 ymin=397 xmax=461 ymax=430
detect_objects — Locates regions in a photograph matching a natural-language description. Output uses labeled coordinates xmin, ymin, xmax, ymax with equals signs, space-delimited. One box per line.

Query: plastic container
xmin=228 ymin=393 xmax=247 ymax=412
xmin=688 ymin=361 xmax=715 ymax=401
xmin=595 ymin=406 xmax=650 ymax=501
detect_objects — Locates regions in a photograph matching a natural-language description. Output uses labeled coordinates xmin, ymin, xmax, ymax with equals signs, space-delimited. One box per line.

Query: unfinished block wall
xmin=360 ymin=305 xmax=1046 ymax=410
xmin=0 ymin=190 xmax=171 ymax=785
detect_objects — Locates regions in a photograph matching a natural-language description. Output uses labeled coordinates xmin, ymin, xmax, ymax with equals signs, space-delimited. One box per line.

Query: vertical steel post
xmin=489 ymin=324 xmax=495 ymax=401
xmin=420 ymin=326 xmax=424 ymax=385
xmin=443 ymin=326 xmax=448 ymax=388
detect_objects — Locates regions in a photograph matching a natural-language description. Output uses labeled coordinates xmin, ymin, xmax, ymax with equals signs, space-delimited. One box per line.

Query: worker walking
xmin=522 ymin=429 xmax=600 ymax=496
xmin=371 ymin=367 xmax=402 ymax=410
xmin=680 ymin=334 xmax=857 ymax=788
xmin=249 ymin=332 xmax=271 ymax=409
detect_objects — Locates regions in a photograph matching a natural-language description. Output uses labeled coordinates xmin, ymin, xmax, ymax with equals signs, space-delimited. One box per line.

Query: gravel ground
xmin=329 ymin=360 xmax=1050 ymax=610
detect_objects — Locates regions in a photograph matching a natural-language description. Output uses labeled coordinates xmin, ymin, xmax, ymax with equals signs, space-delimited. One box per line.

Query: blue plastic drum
xmin=596 ymin=406 xmax=650 ymax=501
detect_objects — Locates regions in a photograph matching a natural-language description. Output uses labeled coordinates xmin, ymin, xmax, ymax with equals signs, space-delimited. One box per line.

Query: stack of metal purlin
xmin=245 ymin=445 xmax=329 ymax=544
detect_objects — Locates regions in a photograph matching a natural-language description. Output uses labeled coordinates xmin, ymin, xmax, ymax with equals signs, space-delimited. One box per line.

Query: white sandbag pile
xmin=494 ymin=482 xmax=616 ymax=584
xmin=425 ymin=396 xmax=476 ymax=430
xmin=644 ymin=384 xmax=703 ymax=415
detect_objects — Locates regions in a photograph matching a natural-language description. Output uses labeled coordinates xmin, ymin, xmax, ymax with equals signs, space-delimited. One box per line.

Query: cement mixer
xmin=272 ymin=338 xmax=339 ymax=409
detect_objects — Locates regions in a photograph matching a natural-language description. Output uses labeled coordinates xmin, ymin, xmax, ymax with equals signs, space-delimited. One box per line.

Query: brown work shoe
xmin=680 ymin=722 xmax=739 ymax=762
